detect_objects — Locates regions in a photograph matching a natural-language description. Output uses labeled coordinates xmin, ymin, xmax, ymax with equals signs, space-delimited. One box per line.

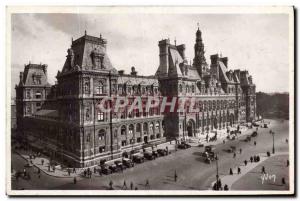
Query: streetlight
xmin=272 ymin=131 xmax=275 ymax=154
xmin=215 ymin=153 xmax=219 ymax=180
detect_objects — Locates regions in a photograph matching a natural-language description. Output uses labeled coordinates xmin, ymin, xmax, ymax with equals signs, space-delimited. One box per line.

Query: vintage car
xmin=108 ymin=163 xmax=120 ymax=173
xmin=144 ymin=151 xmax=155 ymax=160
xmin=178 ymin=142 xmax=192 ymax=149
xmin=132 ymin=154 xmax=145 ymax=163
xmin=202 ymin=151 xmax=216 ymax=164
xmin=263 ymin=123 xmax=268 ymax=128
xmin=114 ymin=160 xmax=127 ymax=170
xmin=99 ymin=164 xmax=112 ymax=175
xmin=152 ymin=150 xmax=159 ymax=158
xmin=157 ymin=148 xmax=167 ymax=156
xmin=204 ymin=145 xmax=216 ymax=153
xmin=122 ymin=158 xmax=134 ymax=168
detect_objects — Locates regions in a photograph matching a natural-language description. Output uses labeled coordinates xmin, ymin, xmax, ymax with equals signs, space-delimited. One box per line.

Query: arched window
xmin=143 ymin=123 xmax=148 ymax=134
xmin=136 ymin=123 xmax=141 ymax=133
xmin=98 ymin=129 xmax=105 ymax=140
xmin=121 ymin=125 xmax=126 ymax=135
xmin=96 ymin=81 xmax=104 ymax=94
xmin=128 ymin=124 xmax=134 ymax=134
xmin=149 ymin=122 xmax=155 ymax=133
xmin=179 ymin=84 xmax=182 ymax=93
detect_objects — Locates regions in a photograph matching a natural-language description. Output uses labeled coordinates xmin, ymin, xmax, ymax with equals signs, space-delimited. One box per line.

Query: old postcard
xmin=6 ymin=6 xmax=294 ymax=196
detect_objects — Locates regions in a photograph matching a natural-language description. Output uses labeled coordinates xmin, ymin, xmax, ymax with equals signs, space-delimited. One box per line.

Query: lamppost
xmin=215 ymin=153 xmax=219 ymax=180
xmin=272 ymin=131 xmax=275 ymax=154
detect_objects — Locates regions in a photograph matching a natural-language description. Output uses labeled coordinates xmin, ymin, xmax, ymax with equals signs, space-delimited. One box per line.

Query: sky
xmin=10 ymin=13 xmax=290 ymax=97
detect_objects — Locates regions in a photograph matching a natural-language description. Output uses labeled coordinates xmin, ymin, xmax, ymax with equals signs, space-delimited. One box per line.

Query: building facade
xmin=15 ymin=28 xmax=256 ymax=167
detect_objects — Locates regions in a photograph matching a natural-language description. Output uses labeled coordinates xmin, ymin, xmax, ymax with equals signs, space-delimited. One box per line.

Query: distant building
xmin=15 ymin=28 xmax=256 ymax=167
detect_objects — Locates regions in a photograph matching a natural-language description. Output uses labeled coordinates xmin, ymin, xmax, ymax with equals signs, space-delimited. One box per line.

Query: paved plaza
xmin=11 ymin=119 xmax=290 ymax=191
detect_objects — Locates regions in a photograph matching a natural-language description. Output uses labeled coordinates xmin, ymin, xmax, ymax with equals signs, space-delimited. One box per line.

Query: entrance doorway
xmin=187 ymin=119 xmax=195 ymax=137
xmin=144 ymin=136 xmax=148 ymax=144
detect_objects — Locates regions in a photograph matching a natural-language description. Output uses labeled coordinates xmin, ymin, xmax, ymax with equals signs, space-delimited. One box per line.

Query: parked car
xmin=114 ymin=160 xmax=126 ymax=170
xmin=263 ymin=123 xmax=268 ymax=128
xmin=178 ymin=142 xmax=191 ymax=149
xmin=108 ymin=164 xmax=119 ymax=173
xmin=204 ymin=145 xmax=216 ymax=152
xmin=122 ymin=158 xmax=134 ymax=168
xmin=100 ymin=164 xmax=111 ymax=175
xmin=144 ymin=151 xmax=155 ymax=160
xmin=152 ymin=150 xmax=159 ymax=158
xmin=132 ymin=154 xmax=144 ymax=163
xmin=157 ymin=149 xmax=167 ymax=156
xmin=202 ymin=151 xmax=216 ymax=164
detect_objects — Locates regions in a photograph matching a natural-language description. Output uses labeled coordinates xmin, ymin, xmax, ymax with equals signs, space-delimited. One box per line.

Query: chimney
xmin=157 ymin=39 xmax=170 ymax=77
xmin=176 ymin=44 xmax=186 ymax=59
xmin=210 ymin=54 xmax=220 ymax=80
xmin=19 ymin=72 xmax=24 ymax=83
xmin=130 ymin=66 xmax=137 ymax=76
xmin=118 ymin=70 xmax=124 ymax=75
xmin=220 ymin=57 xmax=228 ymax=67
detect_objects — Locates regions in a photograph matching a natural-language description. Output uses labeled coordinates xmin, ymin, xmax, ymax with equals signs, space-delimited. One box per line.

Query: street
xmin=11 ymin=119 xmax=289 ymax=191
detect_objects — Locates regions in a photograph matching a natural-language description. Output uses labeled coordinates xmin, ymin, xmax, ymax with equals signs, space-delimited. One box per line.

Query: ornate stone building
xmin=16 ymin=28 xmax=256 ymax=167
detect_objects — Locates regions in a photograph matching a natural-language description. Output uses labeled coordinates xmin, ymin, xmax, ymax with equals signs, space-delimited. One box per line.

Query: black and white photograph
xmin=5 ymin=6 xmax=294 ymax=196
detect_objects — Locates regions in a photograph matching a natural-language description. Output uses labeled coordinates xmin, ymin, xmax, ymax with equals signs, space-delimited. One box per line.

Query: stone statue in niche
xmin=85 ymin=107 xmax=91 ymax=121
xmin=84 ymin=79 xmax=90 ymax=94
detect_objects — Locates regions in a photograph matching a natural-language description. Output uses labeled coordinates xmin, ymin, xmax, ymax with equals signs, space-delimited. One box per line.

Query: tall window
xmin=96 ymin=81 xmax=104 ymax=94
xmin=97 ymin=111 xmax=104 ymax=121
xmin=121 ymin=125 xmax=126 ymax=135
xmin=98 ymin=129 xmax=105 ymax=140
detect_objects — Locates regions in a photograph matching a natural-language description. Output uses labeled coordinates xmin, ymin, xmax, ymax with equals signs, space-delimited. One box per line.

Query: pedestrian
xmin=122 ymin=180 xmax=127 ymax=190
xmin=73 ymin=167 xmax=76 ymax=173
xmin=109 ymin=180 xmax=113 ymax=190
xmin=174 ymin=170 xmax=178 ymax=182
xmin=73 ymin=177 xmax=77 ymax=184
xmin=237 ymin=167 xmax=241 ymax=174
xmin=135 ymin=187 xmax=138 ymax=190
xmin=254 ymin=141 xmax=257 ymax=146
xmin=37 ymin=168 xmax=40 ymax=174
xmin=267 ymin=151 xmax=271 ymax=157
xmin=145 ymin=179 xmax=150 ymax=189
xmin=67 ymin=168 xmax=71 ymax=176
xmin=223 ymin=140 xmax=225 ymax=144
xmin=282 ymin=177 xmax=286 ymax=185
xmin=213 ymin=182 xmax=217 ymax=190
xmin=23 ymin=168 xmax=26 ymax=177
xmin=84 ymin=170 xmax=87 ymax=177
xmin=94 ymin=167 xmax=96 ymax=173
xmin=250 ymin=156 xmax=253 ymax=163
xmin=41 ymin=159 xmax=44 ymax=166
xmin=257 ymin=155 xmax=260 ymax=162
xmin=286 ymin=139 xmax=288 ymax=143
xmin=98 ymin=169 xmax=102 ymax=176
xmin=89 ymin=171 xmax=92 ymax=178
xmin=217 ymin=179 xmax=222 ymax=190
xmin=224 ymin=184 xmax=229 ymax=191
xmin=53 ymin=166 xmax=56 ymax=172
xmin=48 ymin=165 xmax=50 ymax=172
xmin=244 ymin=160 xmax=247 ymax=166
xmin=261 ymin=166 xmax=266 ymax=174
xmin=130 ymin=181 xmax=134 ymax=190
xmin=229 ymin=168 xmax=233 ymax=175
xmin=287 ymin=160 xmax=290 ymax=167
xmin=233 ymin=153 xmax=236 ymax=158
xmin=239 ymin=148 xmax=242 ymax=154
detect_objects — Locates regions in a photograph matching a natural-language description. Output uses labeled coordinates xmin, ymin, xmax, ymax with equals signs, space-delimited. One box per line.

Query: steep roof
xmin=61 ymin=34 xmax=118 ymax=75
xmin=21 ymin=64 xmax=50 ymax=87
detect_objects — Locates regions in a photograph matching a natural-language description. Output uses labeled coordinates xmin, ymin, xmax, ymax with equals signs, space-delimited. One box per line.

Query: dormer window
xmin=91 ymin=49 xmax=104 ymax=69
